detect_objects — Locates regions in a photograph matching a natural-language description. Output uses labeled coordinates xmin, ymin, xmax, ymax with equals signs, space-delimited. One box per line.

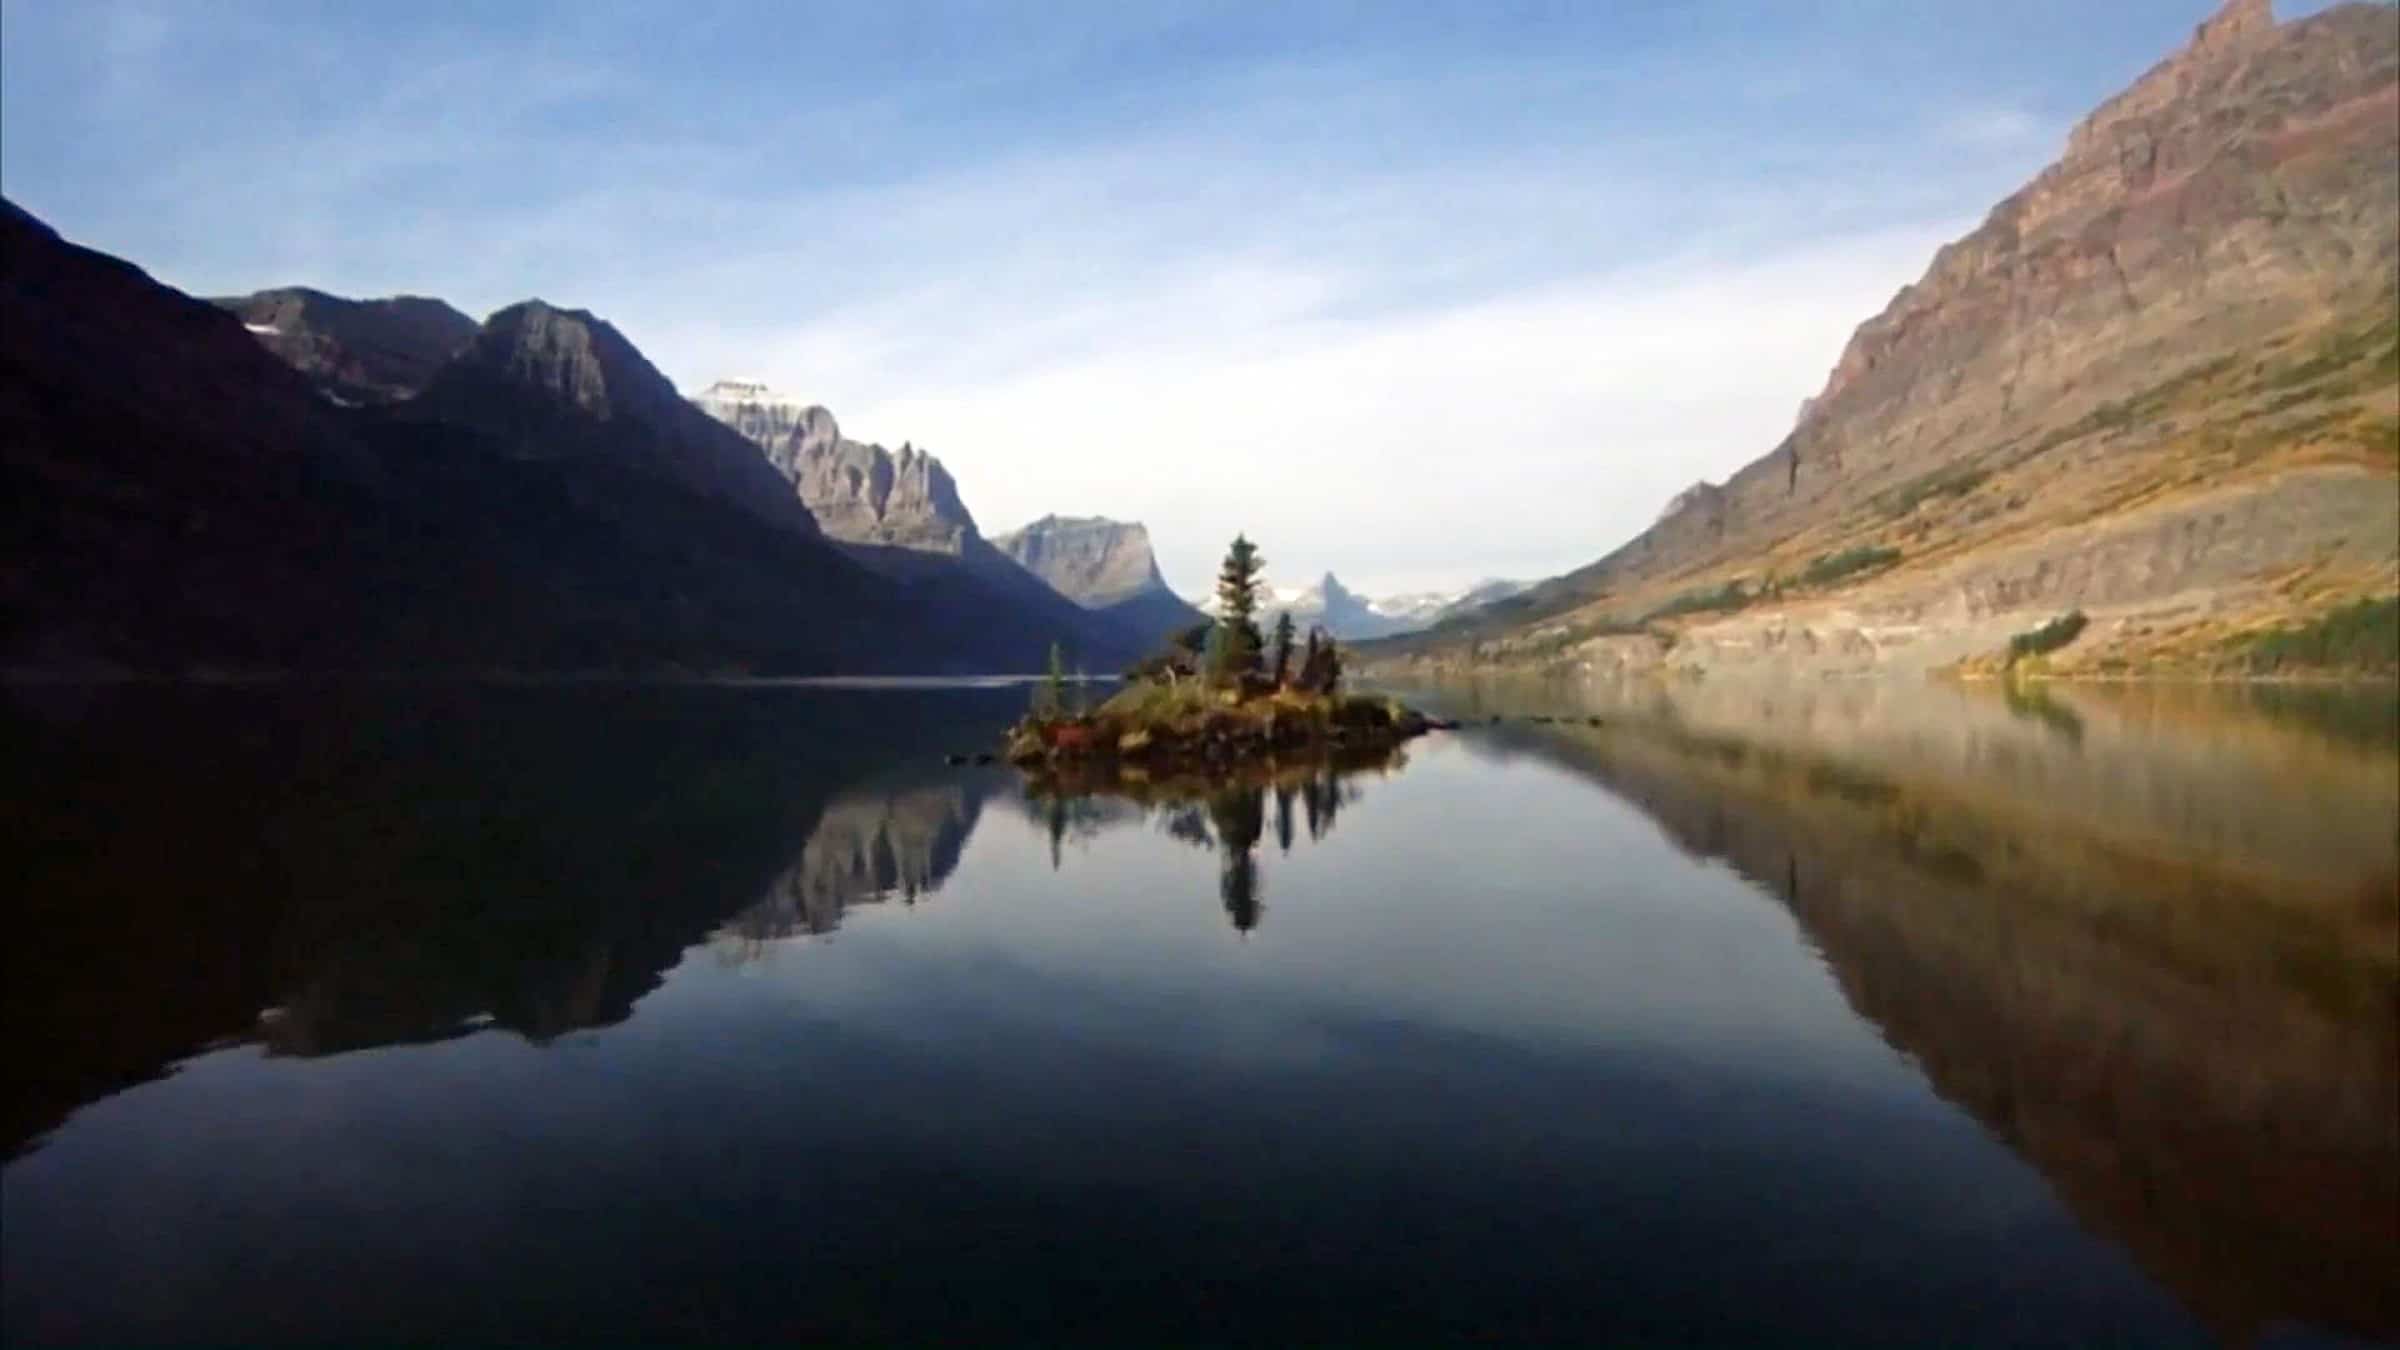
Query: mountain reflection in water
xmin=4 ymin=682 xmax=1033 ymax=1151
xmin=3 ymin=676 xmax=2393 ymax=1347
xmin=1404 ymin=676 xmax=2399 ymax=1345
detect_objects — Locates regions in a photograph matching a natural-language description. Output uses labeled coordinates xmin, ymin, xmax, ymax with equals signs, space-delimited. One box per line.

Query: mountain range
xmin=1198 ymin=572 xmax=1530 ymax=640
xmin=0 ymin=199 xmax=1188 ymax=675
xmin=3 ymin=0 xmax=2388 ymax=681
xmin=684 ymin=379 xmax=1179 ymax=661
xmin=1369 ymin=0 xmax=2397 ymax=678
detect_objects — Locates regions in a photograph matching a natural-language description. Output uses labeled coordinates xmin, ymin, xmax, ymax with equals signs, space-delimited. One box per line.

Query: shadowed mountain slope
xmin=0 ymin=200 xmax=1101 ymax=674
xmin=211 ymin=287 xmax=477 ymax=405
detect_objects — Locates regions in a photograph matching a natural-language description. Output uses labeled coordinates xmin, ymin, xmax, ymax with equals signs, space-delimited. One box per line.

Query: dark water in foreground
xmin=4 ymin=677 xmax=2394 ymax=1347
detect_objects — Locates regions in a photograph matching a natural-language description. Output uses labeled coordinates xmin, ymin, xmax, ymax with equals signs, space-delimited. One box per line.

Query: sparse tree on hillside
xmin=1212 ymin=534 xmax=1266 ymax=685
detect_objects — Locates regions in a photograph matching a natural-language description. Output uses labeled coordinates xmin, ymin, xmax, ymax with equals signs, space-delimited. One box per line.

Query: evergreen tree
xmin=1297 ymin=625 xmax=1342 ymax=694
xmin=1270 ymin=610 xmax=1297 ymax=687
xmin=1034 ymin=641 xmax=1067 ymax=719
xmin=1211 ymin=534 xmax=1266 ymax=684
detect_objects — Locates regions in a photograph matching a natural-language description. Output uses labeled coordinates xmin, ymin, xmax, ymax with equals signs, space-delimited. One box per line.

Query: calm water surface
xmin=4 ymin=678 xmax=2394 ymax=1347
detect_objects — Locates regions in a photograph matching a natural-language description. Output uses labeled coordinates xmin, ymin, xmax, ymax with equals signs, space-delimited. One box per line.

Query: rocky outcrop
xmin=993 ymin=515 xmax=1173 ymax=609
xmin=688 ymin=378 xmax=838 ymax=464
xmin=1375 ymin=0 xmax=2399 ymax=677
xmin=994 ymin=513 xmax=1208 ymax=643
xmin=211 ymin=287 xmax=476 ymax=405
xmin=691 ymin=380 xmax=1168 ymax=662
xmin=795 ymin=436 xmax=977 ymax=554
xmin=692 ymin=380 xmax=975 ymax=554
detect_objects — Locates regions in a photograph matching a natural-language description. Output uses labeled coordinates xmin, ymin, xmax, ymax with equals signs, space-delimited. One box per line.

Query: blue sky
xmin=0 ymin=1 xmax=2332 ymax=595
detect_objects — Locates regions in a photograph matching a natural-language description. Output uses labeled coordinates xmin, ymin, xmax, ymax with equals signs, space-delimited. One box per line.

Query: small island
xmin=1005 ymin=533 xmax=1448 ymax=771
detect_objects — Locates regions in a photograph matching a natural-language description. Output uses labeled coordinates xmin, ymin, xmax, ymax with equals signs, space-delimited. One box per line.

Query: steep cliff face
xmin=993 ymin=515 xmax=1174 ymax=606
xmin=1380 ymin=0 xmax=2399 ymax=676
xmin=692 ymin=380 xmax=1171 ymax=661
xmin=993 ymin=514 xmax=1207 ymax=641
xmin=211 ymin=288 xmax=476 ymax=405
xmin=688 ymin=379 xmax=837 ymax=462
xmin=692 ymin=380 xmax=977 ymax=554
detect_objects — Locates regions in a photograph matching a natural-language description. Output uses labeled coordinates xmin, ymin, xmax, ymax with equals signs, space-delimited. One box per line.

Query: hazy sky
xmin=0 ymin=1 xmax=2330 ymax=595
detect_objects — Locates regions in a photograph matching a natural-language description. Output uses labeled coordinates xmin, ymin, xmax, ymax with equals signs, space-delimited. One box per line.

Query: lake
xmin=4 ymin=677 xmax=2394 ymax=1347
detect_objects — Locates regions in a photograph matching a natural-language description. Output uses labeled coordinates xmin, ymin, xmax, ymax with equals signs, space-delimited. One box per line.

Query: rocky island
xmin=1005 ymin=535 xmax=1446 ymax=772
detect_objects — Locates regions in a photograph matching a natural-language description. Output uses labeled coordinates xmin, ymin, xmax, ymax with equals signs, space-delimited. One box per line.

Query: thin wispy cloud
xmin=1 ymin=0 xmax=2325 ymax=593
xmin=1933 ymin=105 xmax=2051 ymax=150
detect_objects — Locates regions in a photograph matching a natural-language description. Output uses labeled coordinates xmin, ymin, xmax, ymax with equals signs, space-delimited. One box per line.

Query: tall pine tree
xmin=1270 ymin=610 xmax=1297 ymax=687
xmin=1212 ymin=534 xmax=1266 ymax=685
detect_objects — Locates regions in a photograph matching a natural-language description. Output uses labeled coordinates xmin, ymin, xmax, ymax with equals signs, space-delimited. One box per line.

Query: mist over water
xmin=4 ymin=677 xmax=2392 ymax=1346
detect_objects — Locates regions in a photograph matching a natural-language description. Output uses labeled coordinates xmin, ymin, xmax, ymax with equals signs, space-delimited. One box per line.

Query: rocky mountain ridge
xmin=692 ymin=381 xmax=980 ymax=556
xmin=1371 ymin=0 xmax=2399 ymax=678
xmin=691 ymin=380 xmax=1195 ymax=655
xmin=1205 ymin=572 xmax=1528 ymax=640
xmin=1271 ymin=572 xmax=1410 ymax=640
xmin=1 ymin=199 xmax=1142 ymax=674
xmin=212 ymin=287 xmax=476 ymax=405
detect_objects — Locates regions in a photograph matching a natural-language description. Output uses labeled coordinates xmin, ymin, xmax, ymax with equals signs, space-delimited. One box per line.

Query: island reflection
xmin=1018 ymin=745 xmax=1403 ymax=934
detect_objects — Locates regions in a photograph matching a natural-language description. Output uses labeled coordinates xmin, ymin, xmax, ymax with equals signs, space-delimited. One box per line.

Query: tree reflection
xmin=1208 ymin=784 xmax=1267 ymax=934
xmin=1021 ymin=744 xmax=1400 ymax=934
